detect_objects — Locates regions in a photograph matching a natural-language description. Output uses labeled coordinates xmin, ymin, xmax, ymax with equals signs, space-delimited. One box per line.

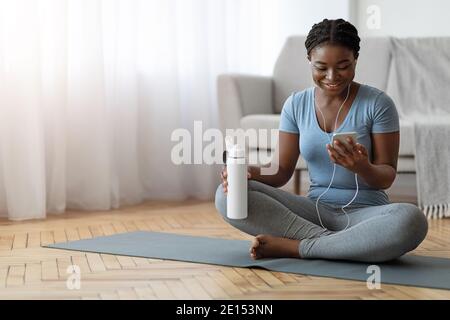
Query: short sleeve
xmin=371 ymin=93 xmax=400 ymax=133
xmin=279 ymin=94 xmax=299 ymax=134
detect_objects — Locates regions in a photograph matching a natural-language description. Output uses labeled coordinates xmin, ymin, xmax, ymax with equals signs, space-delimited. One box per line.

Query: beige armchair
xmin=217 ymin=36 xmax=416 ymax=194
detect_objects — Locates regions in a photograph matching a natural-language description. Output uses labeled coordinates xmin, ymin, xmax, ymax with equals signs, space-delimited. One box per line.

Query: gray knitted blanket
xmin=387 ymin=38 xmax=450 ymax=218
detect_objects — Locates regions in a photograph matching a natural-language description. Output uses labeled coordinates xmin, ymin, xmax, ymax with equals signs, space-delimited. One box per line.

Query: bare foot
xmin=249 ymin=234 xmax=301 ymax=260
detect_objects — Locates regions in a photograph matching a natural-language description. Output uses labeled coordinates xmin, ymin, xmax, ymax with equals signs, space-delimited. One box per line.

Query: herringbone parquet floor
xmin=1 ymin=200 xmax=450 ymax=300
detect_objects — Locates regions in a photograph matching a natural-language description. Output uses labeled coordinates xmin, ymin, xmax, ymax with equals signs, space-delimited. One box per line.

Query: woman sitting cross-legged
xmin=214 ymin=18 xmax=428 ymax=263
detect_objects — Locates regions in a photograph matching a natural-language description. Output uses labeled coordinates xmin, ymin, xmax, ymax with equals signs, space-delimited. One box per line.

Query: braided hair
xmin=305 ymin=19 xmax=360 ymax=59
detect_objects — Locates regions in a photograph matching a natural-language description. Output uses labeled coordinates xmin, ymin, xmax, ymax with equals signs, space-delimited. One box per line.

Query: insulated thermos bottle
xmin=226 ymin=143 xmax=248 ymax=219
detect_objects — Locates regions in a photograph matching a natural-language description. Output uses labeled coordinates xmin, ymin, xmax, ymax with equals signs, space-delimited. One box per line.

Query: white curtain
xmin=0 ymin=0 xmax=349 ymax=220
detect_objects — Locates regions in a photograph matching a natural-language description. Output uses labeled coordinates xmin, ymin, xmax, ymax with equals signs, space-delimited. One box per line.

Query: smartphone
xmin=332 ymin=132 xmax=358 ymax=148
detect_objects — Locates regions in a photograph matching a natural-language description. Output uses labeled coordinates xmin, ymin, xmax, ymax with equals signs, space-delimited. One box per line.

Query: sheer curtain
xmin=0 ymin=0 xmax=349 ymax=220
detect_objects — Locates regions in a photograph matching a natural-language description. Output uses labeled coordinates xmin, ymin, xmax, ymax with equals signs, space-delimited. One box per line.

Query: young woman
xmin=215 ymin=19 xmax=428 ymax=263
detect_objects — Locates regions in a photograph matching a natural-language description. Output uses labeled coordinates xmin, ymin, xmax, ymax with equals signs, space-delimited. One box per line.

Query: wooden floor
xmin=1 ymin=199 xmax=450 ymax=300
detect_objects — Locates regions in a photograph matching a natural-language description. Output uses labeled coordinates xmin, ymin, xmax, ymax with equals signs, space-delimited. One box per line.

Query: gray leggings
xmin=215 ymin=180 xmax=428 ymax=263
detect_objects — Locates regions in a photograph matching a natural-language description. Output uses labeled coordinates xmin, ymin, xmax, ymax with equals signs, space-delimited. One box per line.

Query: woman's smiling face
xmin=308 ymin=43 xmax=357 ymax=96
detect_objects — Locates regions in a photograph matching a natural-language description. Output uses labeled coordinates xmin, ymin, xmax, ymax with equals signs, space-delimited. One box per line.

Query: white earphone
xmin=314 ymin=83 xmax=359 ymax=232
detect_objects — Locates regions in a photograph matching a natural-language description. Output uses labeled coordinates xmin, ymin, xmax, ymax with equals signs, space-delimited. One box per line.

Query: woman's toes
xmin=249 ymin=246 xmax=256 ymax=259
xmin=249 ymin=235 xmax=266 ymax=259
xmin=250 ymin=238 xmax=259 ymax=253
xmin=251 ymin=237 xmax=260 ymax=249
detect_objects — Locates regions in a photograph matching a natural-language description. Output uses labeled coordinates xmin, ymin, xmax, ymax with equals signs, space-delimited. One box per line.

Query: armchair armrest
xmin=217 ymin=74 xmax=273 ymax=131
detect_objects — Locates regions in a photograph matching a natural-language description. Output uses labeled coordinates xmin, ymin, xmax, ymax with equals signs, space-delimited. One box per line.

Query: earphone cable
xmin=314 ymin=83 xmax=358 ymax=231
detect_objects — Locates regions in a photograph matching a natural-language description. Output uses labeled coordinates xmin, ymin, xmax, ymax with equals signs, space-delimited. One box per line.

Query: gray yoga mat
xmin=44 ymin=231 xmax=450 ymax=290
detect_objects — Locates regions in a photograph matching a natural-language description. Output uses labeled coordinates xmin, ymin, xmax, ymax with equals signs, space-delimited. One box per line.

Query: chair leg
xmin=293 ymin=169 xmax=301 ymax=195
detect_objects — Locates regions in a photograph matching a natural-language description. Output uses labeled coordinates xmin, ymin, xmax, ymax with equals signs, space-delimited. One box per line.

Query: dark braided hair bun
xmin=305 ymin=19 xmax=360 ymax=59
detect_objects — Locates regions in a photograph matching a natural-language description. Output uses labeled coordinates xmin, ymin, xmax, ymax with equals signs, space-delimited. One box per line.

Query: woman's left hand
xmin=326 ymin=138 xmax=370 ymax=173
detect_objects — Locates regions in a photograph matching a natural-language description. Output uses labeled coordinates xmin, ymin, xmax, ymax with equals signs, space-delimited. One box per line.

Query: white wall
xmin=354 ymin=0 xmax=450 ymax=37
xmin=278 ymin=0 xmax=350 ymax=36
xmin=261 ymin=0 xmax=351 ymax=74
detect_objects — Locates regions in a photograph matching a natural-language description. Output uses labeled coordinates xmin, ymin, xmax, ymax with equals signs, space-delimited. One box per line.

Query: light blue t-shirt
xmin=279 ymin=84 xmax=400 ymax=207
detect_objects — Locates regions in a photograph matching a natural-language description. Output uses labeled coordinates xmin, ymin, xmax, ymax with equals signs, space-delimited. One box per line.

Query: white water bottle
xmin=226 ymin=144 xmax=248 ymax=219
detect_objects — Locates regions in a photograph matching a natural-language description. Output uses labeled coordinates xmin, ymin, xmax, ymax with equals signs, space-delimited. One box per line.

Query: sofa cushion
xmin=241 ymin=114 xmax=415 ymax=156
xmin=272 ymin=36 xmax=313 ymax=114
xmin=240 ymin=114 xmax=280 ymax=149
xmin=353 ymin=37 xmax=392 ymax=92
xmin=396 ymin=156 xmax=416 ymax=173
xmin=248 ymin=148 xmax=307 ymax=170
xmin=399 ymin=119 xmax=415 ymax=156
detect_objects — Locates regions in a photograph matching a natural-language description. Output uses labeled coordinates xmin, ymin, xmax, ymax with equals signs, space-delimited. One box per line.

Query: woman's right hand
xmin=221 ymin=166 xmax=252 ymax=194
